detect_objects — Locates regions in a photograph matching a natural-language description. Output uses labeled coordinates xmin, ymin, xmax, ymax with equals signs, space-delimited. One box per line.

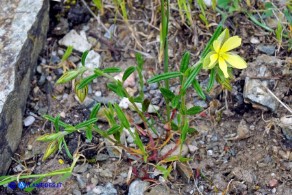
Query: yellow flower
xmin=203 ymin=29 xmax=247 ymax=78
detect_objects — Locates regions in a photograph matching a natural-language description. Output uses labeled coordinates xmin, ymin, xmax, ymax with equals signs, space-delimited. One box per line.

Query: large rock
xmin=0 ymin=0 xmax=49 ymax=174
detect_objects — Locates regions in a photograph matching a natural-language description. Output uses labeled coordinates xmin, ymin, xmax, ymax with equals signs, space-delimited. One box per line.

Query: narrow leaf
xmin=42 ymin=140 xmax=59 ymax=161
xmin=61 ymin=46 xmax=73 ymax=62
xmin=193 ymin=79 xmax=206 ymax=100
xmin=123 ymin=66 xmax=136 ymax=81
xmin=81 ymin=50 xmax=89 ymax=66
xmin=182 ymin=63 xmax=202 ymax=91
xmin=186 ymin=106 xmax=202 ymax=115
xmin=90 ymin=103 xmax=101 ymax=119
xmin=77 ymin=73 xmax=101 ymax=89
xmin=207 ymin=68 xmax=216 ymax=92
xmin=103 ymin=67 xmax=122 ymax=73
xmin=107 ymin=125 xmax=121 ymax=135
xmin=75 ymin=118 xmax=98 ymax=129
xmin=114 ymin=104 xmax=130 ymax=129
xmin=160 ymin=87 xmax=175 ymax=101
xmin=56 ymin=70 xmax=80 ymax=84
xmin=147 ymin=72 xmax=182 ymax=84
xmin=180 ymin=51 xmax=190 ymax=73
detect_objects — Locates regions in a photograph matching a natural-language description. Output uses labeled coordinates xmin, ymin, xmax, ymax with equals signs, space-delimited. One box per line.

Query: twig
xmin=80 ymin=0 xmax=110 ymax=35
xmin=261 ymin=82 xmax=292 ymax=114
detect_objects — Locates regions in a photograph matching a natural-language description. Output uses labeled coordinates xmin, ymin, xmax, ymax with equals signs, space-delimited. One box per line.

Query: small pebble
xmin=27 ymin=145 xmax=32 ymax=151
xmin=23 ymin=116 xmax=36 ymax=126
xmin=269 ymin=178 xmax=278 ymax=188
xmin=207 ymin=150 xmax=213 ymax=156
xmin=94 ymin=91 xmax=102 ymax=97
xmin=250 ymin=37 xmax=260 ymax=44
xmin=73 ymin=189 xmax=82 ymax=195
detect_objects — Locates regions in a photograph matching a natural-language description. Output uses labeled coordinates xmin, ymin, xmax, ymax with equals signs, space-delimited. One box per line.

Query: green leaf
xmin=103 ymin=67 xmax=122 ymax=73
xmin=54 ymin=114 xmax=60 ymax=133
xmin=43 ymin=115 xmax=71 ymax=128
xmin=114 ymin=103 xmax=130 ymax=129
xmin=81 ymin=50 xmax=89 ymax=66
xmin=62 ymin=138 xmax=73 ymax=159
xmin=171 ymin=95 xmax=180 ymax=109
xmin=182 ymin=63 xmax=202 ymax=91
xmin=160 ymin=87 xmax=175 ymax=101
xmin=216 ymin=68 xmax=232 ymax=91
xmin=246 ymin=12 xmax=273 ymax=32
xmin=77 ymin=73 xmax=102 ymax=89
xmin=275 ymin=22 xmax=283 ymax=43
xmin=171 ymin=121 xmax=179 ymax=131
xmin=107 ymin=125 xmax=121 ymax=135
xmin=123 ymin=66 xmax=136 ymax=81
xmin=284 ymin=8 xmax=292 ymax=24
xmin=37 ymin=131 xmax=69 ymax=142
xmin=90 ymin=103 xmax=101 ymax=119
xmin=61 ymin=46 xmax=73 ymax=62
xmin=75 ymin=118 xmax=98 ymax=129
xmin=86 ymin=127 xmax=93 ymax=141
xmin=74 ymin=82 xmax=88 ymax=102
xmin=147 ymin=72 xmax=182 ymax=84
xmin=42 ymin=140 xmax=59 ymax=161
xmin=107 ymin=82 xmax=126 ymax=97
xmin=180 ymin=51 xmax=190 ymax=73
xmin=193 ymin=79 xmax=206 ymax=100
xmin=56 ymin=70 xmax=80 ymax=84
xmin=142 ymin=99 xmax=150 ymax=112
xmin=135 ymin=53 xmax=144 ymax=70
xmin=217 ymin=0 xmax=231 ymax=9
xmin=180 ymin=118 xmax=189 ymax=144
xmin=207 ymin=68 xmax=216 ymax=92
xmin=186 ymin=106 xmax=202 ymax=115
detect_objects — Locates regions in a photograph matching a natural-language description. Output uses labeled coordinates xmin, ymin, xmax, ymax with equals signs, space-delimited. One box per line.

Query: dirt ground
xmin=1 ymin=1 xmax=292 ymax=195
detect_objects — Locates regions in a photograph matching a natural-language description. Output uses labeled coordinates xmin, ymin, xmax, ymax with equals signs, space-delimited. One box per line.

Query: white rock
xmin=84 ymin=50 xmax=101 ymax=69
xmin=128 ymin=180 xmax=150 ymax=195
xmin=203 ymin=0 xmax=214 ymax=7
xmin=250 ymin=37 xmax=260 ymax=44
xmin=58 ymin=30 xmax=92 ymax=53
xmin=160 ymin=143 xmax=189 ymax=157
xmin=207 ymin=150 xmax=213 ymax=156
xmin=23 ymin=116 xmax=35 ymax=126
xmin=94 ymin=91 xmax=102 ymax=97
xmin=119 ymin=97 xmax=131 ymax=109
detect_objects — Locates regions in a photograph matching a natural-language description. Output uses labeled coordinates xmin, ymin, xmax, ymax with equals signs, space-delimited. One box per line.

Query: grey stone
xmin=257 ymin=44 xmax=276 ymax=55
xmin=74 ymin=163 xmax=89 ymax=173
xmin=242 ymin=55 xmax=285 ymax=112
xmin=0 ymin=0 xmax=49 ymax=175
xmin=59 ymin=30 xmax=92 ymax=53
xmin=128 ymin=180 xmax=150 ymax=195
xmin=90 ymin=183 xmax=117 ymax=195
xmin=73 ymin=189 xmax=82 ymax=195
xmin=145 ymin=185 xmax=170 ymax=195
xmin=96 ymin=153 xmax=109 ymax=162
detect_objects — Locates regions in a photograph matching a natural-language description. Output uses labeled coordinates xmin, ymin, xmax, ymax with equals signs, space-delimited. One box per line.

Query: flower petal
xmin=220 ymin=36 xmax=241 ymax=53
xmin=213 ymin=40 xmax=221 ymax=53
xmin=218 ymin=57 xmax=229 ymax=78
xmin=222 ymin=53 xmax=247 ymax=69
xmin=203 ymin=51 xmax=217 ymax=69
xmin=213 ymin=29 xmax=229 ymax=52
xmin=217 ymin=29 xmax=229 ymax=45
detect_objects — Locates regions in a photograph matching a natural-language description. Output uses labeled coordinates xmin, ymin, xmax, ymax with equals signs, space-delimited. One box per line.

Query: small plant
xmin=0 ymin=0 xmax=249 ymax=189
